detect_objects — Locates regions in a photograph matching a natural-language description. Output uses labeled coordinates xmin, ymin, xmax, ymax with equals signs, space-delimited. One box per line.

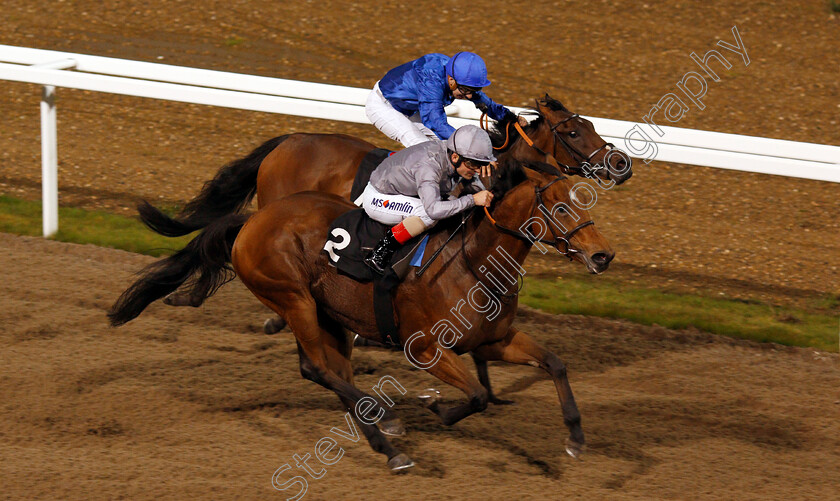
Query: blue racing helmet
xmin=445 ymin=52 xmax=492 ymax=88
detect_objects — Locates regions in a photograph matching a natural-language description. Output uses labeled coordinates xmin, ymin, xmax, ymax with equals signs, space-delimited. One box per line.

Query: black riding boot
xmin=364 ymin=231 xmax=402 ymax=274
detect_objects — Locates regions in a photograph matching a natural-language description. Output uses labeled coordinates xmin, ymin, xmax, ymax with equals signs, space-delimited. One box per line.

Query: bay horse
xmin=109 ymin=157 xmax=615 ymax=470
xmin=136 ymin=95 xmax=630 ymax=406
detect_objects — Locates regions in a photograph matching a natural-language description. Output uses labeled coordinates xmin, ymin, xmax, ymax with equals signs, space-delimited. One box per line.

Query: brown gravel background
xmin=1 ymin=2 xmax=840 ymax=499
xmin=1 ymin=233 xmax=838 ymax=500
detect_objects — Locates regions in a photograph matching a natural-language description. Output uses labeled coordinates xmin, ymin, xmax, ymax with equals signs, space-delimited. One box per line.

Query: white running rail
xmin=1 ymin=45 xmax=838 ymax=236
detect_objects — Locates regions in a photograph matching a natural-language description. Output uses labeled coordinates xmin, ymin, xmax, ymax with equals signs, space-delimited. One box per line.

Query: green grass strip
xmin=0 ymin=195 xmax=192 ymax=257
xmin=521 ymin=275 xmax=838 ymax=352
xmin=1 ymin=195 xmax=837 ymax=352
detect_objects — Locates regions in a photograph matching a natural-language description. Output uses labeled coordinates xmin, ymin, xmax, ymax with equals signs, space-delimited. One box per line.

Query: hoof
xmin=378 ymin=418 xmax=405 ymax=437
xmin=387 ymin=453 xmax=414 ymax=472
xmin=489 ymin=396 xmax=515 ymax=406
xmin=163 ymin=291 xmax=202 ymax=307
xmin=417 ymin=388 xmax=441 ymax=409
xmin=565 ymin=438 xmax=585 ymax=459
xmin=263 ymin=316 xmax=287 ymax=334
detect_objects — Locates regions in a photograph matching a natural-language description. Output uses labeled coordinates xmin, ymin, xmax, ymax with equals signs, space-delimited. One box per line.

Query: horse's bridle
xmin=482 ymin=175 xmax=594 ymax=257
xmin=523 ymin=113 xmax=614 ymax=177
xmin=460 ymin=174 xmax=595 ymax=302
xmin=483 ymin=102 xmax=615 ymax=177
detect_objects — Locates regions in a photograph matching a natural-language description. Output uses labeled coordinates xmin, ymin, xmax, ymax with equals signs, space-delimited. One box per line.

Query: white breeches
xmin=365 ymin=81 xmax=439 ymax=147
xmin=361 ymin=183 xmax=436 ymax=227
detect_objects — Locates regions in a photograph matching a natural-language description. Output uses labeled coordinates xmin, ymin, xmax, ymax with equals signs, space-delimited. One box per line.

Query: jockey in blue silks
xmin=365 ymin=52 xmax=519 ymax=147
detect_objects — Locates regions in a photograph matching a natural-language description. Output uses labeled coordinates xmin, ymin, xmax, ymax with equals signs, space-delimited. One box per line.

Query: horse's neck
xmin=504 ymin=122 xmax=576 ymax=170
xmin=411 ymin=192 xmax=533 ymax=290
xmin=465 ymin=184 xmax=536 ymax=267
xmin=503 ymin=126 xmax=550 ymax=164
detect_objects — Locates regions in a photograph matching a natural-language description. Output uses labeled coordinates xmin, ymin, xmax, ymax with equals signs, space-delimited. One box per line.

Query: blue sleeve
xmin=416 ymin=68 xmax=456 ymax=140
xmin=471 ymin=91 xmax=513 ymax=122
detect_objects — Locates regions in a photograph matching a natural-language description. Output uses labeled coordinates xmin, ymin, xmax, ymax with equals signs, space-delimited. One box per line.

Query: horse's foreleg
xmin=263 ymin=315 xmax=287 ymax=334
xmin=281 ymin=299 xmax=410 ymax=469
xmin=406 ymin=340 xmax=488 ymax=426
xmin=472 ymin=326 xmax=584 ymax=458
xmin=471 ymin=354 xmax=515 ymax=405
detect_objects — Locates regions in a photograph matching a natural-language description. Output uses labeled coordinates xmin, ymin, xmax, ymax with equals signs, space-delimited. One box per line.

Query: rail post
xmin=33 ymin=59 xmax=76 ymax=236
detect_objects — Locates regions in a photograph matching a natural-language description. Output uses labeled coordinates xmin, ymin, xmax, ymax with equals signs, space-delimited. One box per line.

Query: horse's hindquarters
xmin=255 ymin=133 xmax=375 ymax=208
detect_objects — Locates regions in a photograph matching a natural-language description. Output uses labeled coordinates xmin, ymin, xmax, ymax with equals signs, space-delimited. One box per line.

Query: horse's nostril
xmin=592 ymin=252 xmax=612 ymax=266
xmin=611 ymin=160 xmax=628 ymax=174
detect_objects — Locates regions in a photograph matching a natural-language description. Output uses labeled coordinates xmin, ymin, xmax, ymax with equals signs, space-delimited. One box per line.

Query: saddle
xmin=328 ymin=147 xmax=468 ymax=347
xmin=323 ymin=208 xmax=428 ymax=282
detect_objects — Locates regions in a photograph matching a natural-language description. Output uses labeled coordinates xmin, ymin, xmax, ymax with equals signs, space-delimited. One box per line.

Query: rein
xmin=438 ymin=106 xmax=609 ymax=300
xmin=461 ymin=211 xmax=521 ymax=303
xmin=464 ymin=175 xmax=595 ymax=301
xmin=414 ymin=174 xmax=595 ymax=301
xmin=480 ymin=112 xmax=512 ymax=150
xmin=481 ymin=104 xmax=616 ymax=177
xmin=481 ymin=177 xmax=594 ymax=257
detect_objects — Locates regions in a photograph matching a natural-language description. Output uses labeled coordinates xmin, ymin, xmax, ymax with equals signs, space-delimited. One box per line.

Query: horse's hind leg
xmin=162 ymin=270 xmax=217 ymax=307
xmin=472 ymin=326 xmax=584 ymax=458
xmin=311 ymin=310 xmax=404 ymax=437
xmin=294 ymin=331 xmax=412 ymax=471
xmin=162 ymin=289 xmax=205 ymax=307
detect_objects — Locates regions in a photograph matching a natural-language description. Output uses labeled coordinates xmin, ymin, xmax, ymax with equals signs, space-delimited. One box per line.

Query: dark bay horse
xmin=109 ymin=158 xmax=615 ymax=469
xmin=139 ymin=95 xmax=631 ymax=243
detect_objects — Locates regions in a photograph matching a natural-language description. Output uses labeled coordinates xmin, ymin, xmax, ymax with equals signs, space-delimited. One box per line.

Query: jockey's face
xmin=453 ymin=154 xmax=487 ymax=179
xmin=447 ymin=76 xmax=480 ymax=99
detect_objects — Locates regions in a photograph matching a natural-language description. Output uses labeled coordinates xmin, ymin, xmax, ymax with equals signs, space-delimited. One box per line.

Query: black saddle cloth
xmin=350 ymin=148 xmax=393 ymax=202
xmin=323 ymin=208 xmax=424 ymax=283
xmin=322 ymin=208 xmax=429 ymax=347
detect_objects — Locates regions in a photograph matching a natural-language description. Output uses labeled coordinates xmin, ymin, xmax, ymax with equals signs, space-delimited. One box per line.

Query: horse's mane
xmin=540 ymin=95 xmax=570 ymax=113
xmin=489 ymin=157 xmax=528 ymax=198
xmin=486 ymin=94 xmax=570 ymax=153
xmin=489 ymin=157 xmax=563 ymax=200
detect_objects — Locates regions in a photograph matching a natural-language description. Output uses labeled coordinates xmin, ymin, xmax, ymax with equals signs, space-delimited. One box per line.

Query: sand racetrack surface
xmin=1 ymin=232 xmax=838 ymax=500
xmin=2 ymin=0 xmax=840 ymax=499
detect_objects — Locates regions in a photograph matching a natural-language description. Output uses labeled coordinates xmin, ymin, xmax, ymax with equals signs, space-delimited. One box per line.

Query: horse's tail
xmin=138 ymin=135 xmax=290 ymax=237
xmin=108 ymin=212 xmax=251 ymax=326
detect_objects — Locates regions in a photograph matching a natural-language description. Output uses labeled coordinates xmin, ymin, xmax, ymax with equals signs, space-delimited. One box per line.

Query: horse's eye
xmin=569 ymin=131 xmax=578 ymax=138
